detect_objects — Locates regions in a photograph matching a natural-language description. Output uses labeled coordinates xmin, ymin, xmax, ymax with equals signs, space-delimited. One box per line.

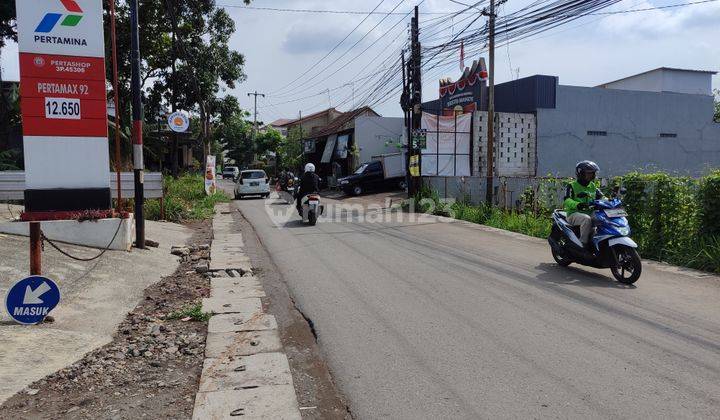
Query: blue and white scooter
xmin=547 ymin=188 xmax=642 ymax=284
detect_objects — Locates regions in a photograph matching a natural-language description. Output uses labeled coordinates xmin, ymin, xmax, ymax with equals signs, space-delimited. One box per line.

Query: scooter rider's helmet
xmin=304 ymin=163 xmax=316 ymax=173
xmin=575 ymin=160 xmax=599 ymax=185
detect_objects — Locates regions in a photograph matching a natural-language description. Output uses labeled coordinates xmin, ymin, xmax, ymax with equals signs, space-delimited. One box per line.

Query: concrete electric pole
xmin=484 ymin=0 xmax=496 ymax=205
xmin=409 ymin=5 xmax=422 ymax=196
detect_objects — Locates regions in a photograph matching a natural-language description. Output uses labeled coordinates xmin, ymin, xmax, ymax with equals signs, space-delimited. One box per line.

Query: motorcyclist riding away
xmin=564 ymin=161 xmax=605 ymax=249
xmin=296 ymin=163 xmax=320 ymax=213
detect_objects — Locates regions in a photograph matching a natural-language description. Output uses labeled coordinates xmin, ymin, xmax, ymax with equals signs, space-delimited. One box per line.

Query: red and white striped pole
xmin=129 ymin=0 xmax=145 ymax=248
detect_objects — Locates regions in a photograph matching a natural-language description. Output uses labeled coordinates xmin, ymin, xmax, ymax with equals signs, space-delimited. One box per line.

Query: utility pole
xmin=248 ymin=90 xmax=265 ymax=166
xmin=484 ymin=0 xmax=496 ymax=205
xmin=400 ymin=49 xmax=411 ymax=198
xmin=130 ymin=0 xmax=145 ymax=248
xmin=247 ymin=90 xmax=265 ymax=139
xmin=409 ymin=6 xmax=422 ymax=196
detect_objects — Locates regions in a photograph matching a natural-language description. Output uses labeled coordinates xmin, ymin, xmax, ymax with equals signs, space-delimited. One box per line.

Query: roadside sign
xmin=16 ymin=0 xmax=110 ymax=211
xmin=412 ymin=129 xmax=427 ymax=149
xmin=168 ymin=111 xmax=190 ymax=133
xmin=409 ymin=155 xmax=420 ymax=177
xmin=5 ymin=276 xmax=61 ymax=325
xmin=205 ymin=155 xmax=217 ymax=195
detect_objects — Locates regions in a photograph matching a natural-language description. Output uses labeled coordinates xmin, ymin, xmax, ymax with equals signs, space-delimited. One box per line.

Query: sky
xmin=2 ymin=0 xmax=719 ymax=122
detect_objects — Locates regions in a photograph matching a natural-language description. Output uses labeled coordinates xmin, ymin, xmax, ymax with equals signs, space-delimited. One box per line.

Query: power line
xmin=268 ymin=0 xmax=388 ymax=96
xmin=271 ymin=0 xmax=414 ymax=99
xmin=216 ymin=3 xmax=450 ymax=15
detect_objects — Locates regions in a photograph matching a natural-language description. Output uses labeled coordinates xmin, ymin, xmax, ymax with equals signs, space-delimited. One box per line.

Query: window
xmin=660 ymin=133 xmax=677 ymax=138
xmin=241 ymin=170 xmax=266 ymax=179
xmin=587 ymin=130 xmax=607 ymax=136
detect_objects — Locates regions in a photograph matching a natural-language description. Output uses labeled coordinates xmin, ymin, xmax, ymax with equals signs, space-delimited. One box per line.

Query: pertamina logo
xmin=33 ymin=0 xmax=87 ymax=47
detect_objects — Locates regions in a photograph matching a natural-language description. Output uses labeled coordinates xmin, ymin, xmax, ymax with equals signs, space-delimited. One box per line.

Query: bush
xmin=410 ymin=172 xmax=720 ymax=274
xmin=698 ymin=171 xmax=720 ymax=237
xmin=144 ymin=174 xmax=230 ymax=222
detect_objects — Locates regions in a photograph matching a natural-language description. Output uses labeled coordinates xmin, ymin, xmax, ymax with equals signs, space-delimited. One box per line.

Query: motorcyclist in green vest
xmin=564 ymin=161 xmax=605 ymax=249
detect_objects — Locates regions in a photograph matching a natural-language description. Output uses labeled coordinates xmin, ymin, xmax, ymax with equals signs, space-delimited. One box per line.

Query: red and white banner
xmin=17 ymin=0 xmax=109 ymax=193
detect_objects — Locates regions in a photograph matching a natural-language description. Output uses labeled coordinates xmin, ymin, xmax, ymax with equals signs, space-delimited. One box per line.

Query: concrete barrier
xmin=0 ymin=215 xmax=135 ymax=251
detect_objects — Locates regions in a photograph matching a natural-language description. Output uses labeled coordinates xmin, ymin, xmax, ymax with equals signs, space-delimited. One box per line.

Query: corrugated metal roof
xmin=597 ymin=67 xmax=718 ymax=87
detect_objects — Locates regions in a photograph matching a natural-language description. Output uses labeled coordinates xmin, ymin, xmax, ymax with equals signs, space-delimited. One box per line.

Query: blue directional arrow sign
xmin=5 ymin=276 xmax=60 ymax=325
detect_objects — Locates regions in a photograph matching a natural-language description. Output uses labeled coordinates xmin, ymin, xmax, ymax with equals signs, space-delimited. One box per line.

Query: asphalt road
xmin=230 ymin=188 xmax=720 ymax=419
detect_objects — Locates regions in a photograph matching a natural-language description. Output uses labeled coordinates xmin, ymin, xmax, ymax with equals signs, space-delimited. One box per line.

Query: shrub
xmin=698 ymin=171 xmax=720 ymax=237
xmin=144 ymin=174 xmax=230 ymax=222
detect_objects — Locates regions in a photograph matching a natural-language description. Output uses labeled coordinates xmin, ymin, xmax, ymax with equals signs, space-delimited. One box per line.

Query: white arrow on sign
xmin=23 ymin=282 xmax=51 ymax=304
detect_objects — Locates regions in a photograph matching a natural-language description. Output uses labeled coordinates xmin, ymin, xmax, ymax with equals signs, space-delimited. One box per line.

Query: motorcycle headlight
xmin=618 ymin=227 xmax=630 ymax=236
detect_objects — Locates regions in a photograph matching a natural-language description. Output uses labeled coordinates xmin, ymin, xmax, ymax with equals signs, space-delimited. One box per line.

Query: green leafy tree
xmin=277 ymin=127 xmax=304 ymax=172
xmin=714 ymin=89 xmax=720 ymax=123
xmin=214 ymin=114 xmax=254 ymax=166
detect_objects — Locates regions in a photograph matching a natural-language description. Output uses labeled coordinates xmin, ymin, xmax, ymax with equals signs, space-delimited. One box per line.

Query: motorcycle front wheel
xmin=611 ymin=245 xmax=642 ymax=284
xmin=551 ymin=246 xmax=572 ymax=267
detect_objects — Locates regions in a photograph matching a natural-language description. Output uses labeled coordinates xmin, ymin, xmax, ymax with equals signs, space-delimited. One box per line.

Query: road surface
xmin=231 ymin=188 xmax=720 ymax=419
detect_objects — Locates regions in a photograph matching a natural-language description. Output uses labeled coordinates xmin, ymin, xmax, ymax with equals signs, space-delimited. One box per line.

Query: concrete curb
xmin=192 ymin=204 xmax=302 ymax=420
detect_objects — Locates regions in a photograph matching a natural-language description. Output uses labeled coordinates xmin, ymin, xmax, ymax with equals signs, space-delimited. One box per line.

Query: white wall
xmin=474 ymin=112 xmax=537 ymax=177
xmin=354 ymin=116 xmax=405 ymax=164
xmin=600 ymin=69 xmax=713 ymax=96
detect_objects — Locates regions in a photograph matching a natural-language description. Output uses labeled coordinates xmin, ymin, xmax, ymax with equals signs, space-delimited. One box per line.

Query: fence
xmin=0 ymin=172 xmax=164 ymax=201
xmin=424 ymin=175 xmax=578 ymax=211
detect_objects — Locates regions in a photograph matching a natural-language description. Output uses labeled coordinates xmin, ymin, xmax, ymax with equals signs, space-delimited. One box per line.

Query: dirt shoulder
xmin=231 ymin=202 xmax=351 ymax=420
xmin=0 ymin=221 xmax=212 ymax=420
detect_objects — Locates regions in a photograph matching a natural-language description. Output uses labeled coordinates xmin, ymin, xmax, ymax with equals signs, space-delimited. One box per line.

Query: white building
xmin=596 ymin=67 xmax=716 ymax=96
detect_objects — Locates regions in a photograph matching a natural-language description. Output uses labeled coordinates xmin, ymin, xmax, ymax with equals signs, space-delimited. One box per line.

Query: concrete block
xmin=202 ymin=296 xmax=262 ymax=315
xmin=199 ymin=353 xmax=293 ymax=392
xmin=192 ymin=386 xmax=301 ymax=420
xmin=0 ymin=215 xmax=134 ymax=251
xmin=205 ymin=330 xmax=283 ymax=358
xmin=209 ymin=313 xmax=278 ymax=333
xmin=211 ymin=276 xmax=265 ymax=298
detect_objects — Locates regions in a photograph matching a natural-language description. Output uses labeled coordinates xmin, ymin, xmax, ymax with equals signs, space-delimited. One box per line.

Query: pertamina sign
xmin=16 ymin=0 xmax=110 ymax=212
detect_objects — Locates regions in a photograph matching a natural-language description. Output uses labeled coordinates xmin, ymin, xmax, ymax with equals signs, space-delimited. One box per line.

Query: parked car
xmin=338 ymin=153 xmax=407 ymax=196
xmin=222 ymin=166 xmax=240 ymax=179
xmin=235 ymin=170 xmax=270 ymax=199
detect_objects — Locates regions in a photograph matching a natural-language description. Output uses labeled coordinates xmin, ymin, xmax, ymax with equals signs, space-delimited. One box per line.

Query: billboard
xmin=16 ymin=0 xmax=110 ymax=212
xmin=438 ymin=58 xmax=488 ymax=115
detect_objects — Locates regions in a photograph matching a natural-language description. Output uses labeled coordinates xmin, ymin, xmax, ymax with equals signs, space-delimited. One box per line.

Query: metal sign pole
xmin=29 ymin=222 xmax=41 ymax=275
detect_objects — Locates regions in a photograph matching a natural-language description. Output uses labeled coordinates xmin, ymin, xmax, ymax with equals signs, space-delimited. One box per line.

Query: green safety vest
xmin=564 ymin=180 xmax=602 ymax=215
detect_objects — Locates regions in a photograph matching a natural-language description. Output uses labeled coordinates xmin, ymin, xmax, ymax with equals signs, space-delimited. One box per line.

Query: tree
xmin=714 ymin=89 xmax=720 ymax=123
xmin=0 ymin=2 xmax=16 ymax=49
xmin=102 ymin=0 xmax=250 ymax=172
xmin=214 ymin=113 xmax=254 ymax=167
xmin=277 ymin=127 xmax=304 ymax=173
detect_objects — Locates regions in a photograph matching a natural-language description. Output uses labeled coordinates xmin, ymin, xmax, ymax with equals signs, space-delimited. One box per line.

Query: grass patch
xmin=145 ymin=174 xmax=230 ymax=222
xmin=408 ymin=182 xmax=720 ymax=274
xmin=167 ymin=303 xmax=212 ymax=322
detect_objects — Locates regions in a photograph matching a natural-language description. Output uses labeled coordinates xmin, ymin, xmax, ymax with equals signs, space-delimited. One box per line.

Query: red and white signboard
xmin=16 ymin=0 xmax=110 ymax=205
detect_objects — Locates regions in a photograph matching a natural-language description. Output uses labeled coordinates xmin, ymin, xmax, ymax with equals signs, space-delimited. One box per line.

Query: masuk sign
xmin=16 ymin=0 xmax=110 ymax=213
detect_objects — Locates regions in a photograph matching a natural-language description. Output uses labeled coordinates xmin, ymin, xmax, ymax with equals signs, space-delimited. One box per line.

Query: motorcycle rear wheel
xmin=308 ymin=210 xmax=317 ymax=226
xmin=611 ymin=245 xmax=642 ymax=284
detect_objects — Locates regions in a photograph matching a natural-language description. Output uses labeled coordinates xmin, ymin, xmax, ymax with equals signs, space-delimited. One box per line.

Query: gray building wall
xmin=537 ymin=85 xmax=720 ymax=177
xmin=354 ymin=116 xmax=405 ymax=164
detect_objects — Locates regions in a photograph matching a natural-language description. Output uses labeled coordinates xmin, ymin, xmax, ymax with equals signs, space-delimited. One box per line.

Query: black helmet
xmin=576 ymin=160 xmax=599 ymax=185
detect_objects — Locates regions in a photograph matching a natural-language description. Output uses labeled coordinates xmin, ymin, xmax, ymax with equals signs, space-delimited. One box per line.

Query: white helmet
xmin=304 ymin=163 xmax=316 ymax=173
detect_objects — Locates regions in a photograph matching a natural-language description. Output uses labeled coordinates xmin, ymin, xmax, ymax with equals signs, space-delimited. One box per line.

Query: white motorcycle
xmin=298 ymin=193 xmax=323 ymax=226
